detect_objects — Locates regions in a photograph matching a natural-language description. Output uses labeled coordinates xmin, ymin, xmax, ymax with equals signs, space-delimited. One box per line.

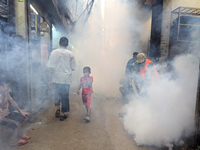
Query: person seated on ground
xmin=125 ymin=52 xmax=138 ymax=75
xmin=0 ymin=77 xmax=31 ymax=146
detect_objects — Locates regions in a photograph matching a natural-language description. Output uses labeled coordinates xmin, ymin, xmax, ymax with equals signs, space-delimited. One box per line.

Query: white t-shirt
xmin=47 ymin=48 xmax=76 ymax=84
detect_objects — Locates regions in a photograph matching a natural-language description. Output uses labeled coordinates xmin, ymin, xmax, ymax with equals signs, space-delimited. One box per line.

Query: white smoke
xmin=123 ymin=54 xmax=199 ymax=147
xmin=68 ymin=0 xmax=149 ymax=96
xmin=63 ymin=0 xmax=200 ymax=148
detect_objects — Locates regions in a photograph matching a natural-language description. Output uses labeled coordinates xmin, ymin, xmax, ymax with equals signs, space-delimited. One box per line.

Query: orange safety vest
xmin=140 ymin=59 xmax=159 ymax=80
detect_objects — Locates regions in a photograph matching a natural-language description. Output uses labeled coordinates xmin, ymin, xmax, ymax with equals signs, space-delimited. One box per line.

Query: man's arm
xmin=48 ymin=68 xmax=54 ymax=89
xmin=7 ymin=94 xmax=31 ymax=117
xmin=47 ymin=51 xmax=57 ymax=89
xmin=125 ymin=59 xmax=133 ymax=75
xmin=77 ymin=84 xmax=82 ymax=95
xmin=49 ymin=68 xmax=54 ymax=81
xmin=70 ymin=54 xmax=76 ymax=71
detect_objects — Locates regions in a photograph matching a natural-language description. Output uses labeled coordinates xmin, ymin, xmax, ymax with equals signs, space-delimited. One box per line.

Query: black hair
xmin=59 ymin=37 xmax=69 ymax=47
xmin=133 ymin=52 xmax=139 ymax=56
xmin=83 ymin=66 xmax=91 ymax=73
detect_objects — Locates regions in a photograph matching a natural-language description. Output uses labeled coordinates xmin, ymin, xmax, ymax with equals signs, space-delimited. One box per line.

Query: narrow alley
xmin=2 ymin=87 xmax=150 ymax=150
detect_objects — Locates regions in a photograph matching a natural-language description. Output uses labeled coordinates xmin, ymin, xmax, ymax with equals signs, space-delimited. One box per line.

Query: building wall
xmin=161 ymin=0 xmax=200 ymax=57
xmin=140 ymin=0 xmax=200 ymax=58
xmin=172 ymin=0 xmax=200 ymax=10
xmin=140 ymin=18 xmax=151 ymax=55
xmin=160 ymin=0 xmax=172 ymax=57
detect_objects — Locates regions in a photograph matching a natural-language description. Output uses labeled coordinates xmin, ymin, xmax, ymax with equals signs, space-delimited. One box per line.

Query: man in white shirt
xmin=47 ymin=37 xmax=76 ymax=121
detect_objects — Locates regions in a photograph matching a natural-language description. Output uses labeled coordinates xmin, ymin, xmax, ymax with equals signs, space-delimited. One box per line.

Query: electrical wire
xmin=66 ymin=0 xmax=88 ymax=21
xmin=74 ymin=0 xmax=95 ymax=23
xmin=84 ymin=0 xmax=94 ymax=22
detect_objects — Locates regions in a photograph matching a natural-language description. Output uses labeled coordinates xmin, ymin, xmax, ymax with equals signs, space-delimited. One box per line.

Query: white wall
xmin=172 ymin=0 xmax=200 ymax=10
xmin=141 ymin=0 xmax=200 ymax=58
xmin=140 ymin=17 xmax=151 ymax=55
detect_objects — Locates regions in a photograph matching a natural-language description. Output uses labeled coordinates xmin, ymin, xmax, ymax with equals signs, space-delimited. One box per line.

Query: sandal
xmin=55 ymin=109 xmax=60 ymax=118
xmin=10 ymin=139 xmax=28 ymax=146
xmin=60 ymin=114 xmax=68 ymax=121
xmin=21 ymin=135 xmax=31 ymax=140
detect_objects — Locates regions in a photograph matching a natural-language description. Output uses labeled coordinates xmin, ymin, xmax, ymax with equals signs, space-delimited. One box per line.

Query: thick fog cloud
xmin=69 ymin=0 xmax=148 ymax=96
xmin=123 ymin=54 xmax=199 ymax=147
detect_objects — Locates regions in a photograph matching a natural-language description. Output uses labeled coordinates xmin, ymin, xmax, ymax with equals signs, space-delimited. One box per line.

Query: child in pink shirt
xmin=77 ymin=67 xmax=93 ymax=122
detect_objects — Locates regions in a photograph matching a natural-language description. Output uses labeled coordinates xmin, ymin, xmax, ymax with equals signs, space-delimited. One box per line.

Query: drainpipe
xmin=26 ymin=0 xmax=32 ymax=112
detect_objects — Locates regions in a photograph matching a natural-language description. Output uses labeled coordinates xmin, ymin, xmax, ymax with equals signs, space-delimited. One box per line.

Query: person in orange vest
xmin=135 ymin=53 xmax=159 ymax=91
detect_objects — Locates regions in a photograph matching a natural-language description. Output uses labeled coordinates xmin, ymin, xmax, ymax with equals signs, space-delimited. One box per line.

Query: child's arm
xmin=77 ymin=84 xmax=82 ymax=95
xmin=86 ymin=77 xmax=93 ymax=87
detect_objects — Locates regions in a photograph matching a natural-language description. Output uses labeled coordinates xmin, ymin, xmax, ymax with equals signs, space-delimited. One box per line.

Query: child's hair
xmin=83 ymin=66 xmax=91 ymax=73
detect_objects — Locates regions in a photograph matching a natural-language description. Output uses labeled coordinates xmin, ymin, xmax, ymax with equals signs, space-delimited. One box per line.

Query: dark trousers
xmin=54 ymin=83 xmax=70 ymax=113
xmin=1 ymin=112 xmax=26 ymax=129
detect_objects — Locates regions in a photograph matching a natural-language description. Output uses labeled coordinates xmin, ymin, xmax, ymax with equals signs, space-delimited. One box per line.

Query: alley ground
xmin=1 ymin=88 xmax=151 ymax=150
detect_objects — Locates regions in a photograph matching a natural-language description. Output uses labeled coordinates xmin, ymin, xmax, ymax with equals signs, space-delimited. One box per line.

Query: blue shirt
xmin=125 ymin=58 xmax=135 ymax=74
